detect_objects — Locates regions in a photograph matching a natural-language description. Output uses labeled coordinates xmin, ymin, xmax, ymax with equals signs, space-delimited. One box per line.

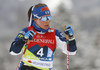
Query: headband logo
xmin=41 ymin=6 xmax=49 ymax=12
xmin=45 ymin=11 xmax=50 ymax=14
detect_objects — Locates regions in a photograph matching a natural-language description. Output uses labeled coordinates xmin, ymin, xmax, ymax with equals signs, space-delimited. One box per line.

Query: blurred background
xmin=0 ymin=0 xmax=100 ymax=70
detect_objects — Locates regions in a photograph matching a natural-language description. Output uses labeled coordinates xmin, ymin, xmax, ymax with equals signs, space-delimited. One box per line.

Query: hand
xmin=64 ymin=25 xmax=74 ymax=36
xmin=64 ymin=25 xmax=75 ymax=41
xmin=24 ymin=30 xmax=36 ymax=40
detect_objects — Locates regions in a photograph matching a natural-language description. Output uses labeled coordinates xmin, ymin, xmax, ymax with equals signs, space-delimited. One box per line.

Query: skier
xmin=9 ymin=3 xmax=77 ymax=70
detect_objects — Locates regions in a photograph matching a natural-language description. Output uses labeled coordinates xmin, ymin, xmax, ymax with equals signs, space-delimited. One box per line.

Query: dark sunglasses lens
xmin=40 ymin=16 xmax=52 ymax=21
xmin=47 ymin=16 xmax=52 ymax=20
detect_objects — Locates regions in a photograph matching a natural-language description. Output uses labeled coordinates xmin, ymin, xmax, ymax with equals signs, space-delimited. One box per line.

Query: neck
xmin=32 ymin=21 xmax=49 ymax=33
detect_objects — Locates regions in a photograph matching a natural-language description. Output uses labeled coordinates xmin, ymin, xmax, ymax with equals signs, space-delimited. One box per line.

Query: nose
xmin=47 ymin=18 xmax=49 ymax=20
xmin=45 ymin=20 xmax=50 ymax=24
xmin=44 ymin=18 xmax=49 ymax=22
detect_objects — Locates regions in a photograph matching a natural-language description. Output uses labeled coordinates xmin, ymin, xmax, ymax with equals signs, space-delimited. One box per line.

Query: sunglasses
xmin=33 ymin=14 xmax=52 ymax=21
xmin=40 ymin=16 xmax=52 ymax=21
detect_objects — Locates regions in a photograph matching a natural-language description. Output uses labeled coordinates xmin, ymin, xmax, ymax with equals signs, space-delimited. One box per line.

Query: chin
xmin=43 ymin=27 xmax=49 ymax=30
xmin=44 ymin=28 xmax=49 ymax=30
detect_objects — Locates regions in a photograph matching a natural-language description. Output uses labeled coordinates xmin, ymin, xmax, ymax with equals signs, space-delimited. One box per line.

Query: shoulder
xmin=19 ymin=27 xmax=31 ymax=34
xmin=14 ymin=27 xmax=28 ymax=40
xmin=49 ymin=28 xmax=65 ymax=38
xmin=55 ymin=29 xmax=61 ymax=35
xmin=55 ymin=29 xmax=65 ymax=37
xmin=54 ymin=29 xmax=66 ymax=41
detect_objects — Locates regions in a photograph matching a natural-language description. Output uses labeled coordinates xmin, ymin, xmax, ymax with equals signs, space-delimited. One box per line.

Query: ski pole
xmin=66 ymin=40 xmax=69 ymax=70
xmin=64 ymin=25 xmax=69 ymax=70
xmin=16 ymin=31 xmax=36 ymax=70
xmin=16 ymin=40 xmax=30 ymax=70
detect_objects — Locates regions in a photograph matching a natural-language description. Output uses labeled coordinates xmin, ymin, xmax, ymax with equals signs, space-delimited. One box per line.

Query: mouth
xmin=45 ymin=25 xmax=49 ymax=27
xmin=44 ymin=25 xmax=49 ymax=29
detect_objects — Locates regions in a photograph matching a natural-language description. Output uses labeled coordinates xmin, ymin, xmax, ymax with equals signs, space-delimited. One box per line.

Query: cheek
xmin=36 ymin=20 xmax=51 ymax=29
xmin=37 ymin=21 xmax=44 ymax=27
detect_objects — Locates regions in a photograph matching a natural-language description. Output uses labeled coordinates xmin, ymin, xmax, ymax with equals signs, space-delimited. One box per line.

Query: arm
xmin=55 ymin=29 xmax=77 ymax=55
xmin=9 ymin=28 xmax=28 ymax=55
xmin=9 ymin=28 xmax=36 ymax=55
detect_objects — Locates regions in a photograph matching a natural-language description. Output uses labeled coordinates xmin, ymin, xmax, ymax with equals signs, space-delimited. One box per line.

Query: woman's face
xmin=34 ymin=15 xmax=51 ymax=30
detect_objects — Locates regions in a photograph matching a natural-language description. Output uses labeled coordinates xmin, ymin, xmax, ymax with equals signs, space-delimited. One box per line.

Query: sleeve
xmin=9 ymin=28 xmax=28 ymax=55
xmin=55 ymin=29 xmax=77 ymax=55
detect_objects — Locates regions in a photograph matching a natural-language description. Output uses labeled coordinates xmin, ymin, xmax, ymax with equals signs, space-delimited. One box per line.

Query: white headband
xmin=29 ymin=5 xmax=35 ymax=26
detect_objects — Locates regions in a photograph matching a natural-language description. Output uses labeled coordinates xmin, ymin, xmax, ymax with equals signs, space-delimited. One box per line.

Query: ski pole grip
xmin=64 ymin=25 xmax=69 ymax=41
xmin=27 ymin=40 xmax=30 ymax=44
